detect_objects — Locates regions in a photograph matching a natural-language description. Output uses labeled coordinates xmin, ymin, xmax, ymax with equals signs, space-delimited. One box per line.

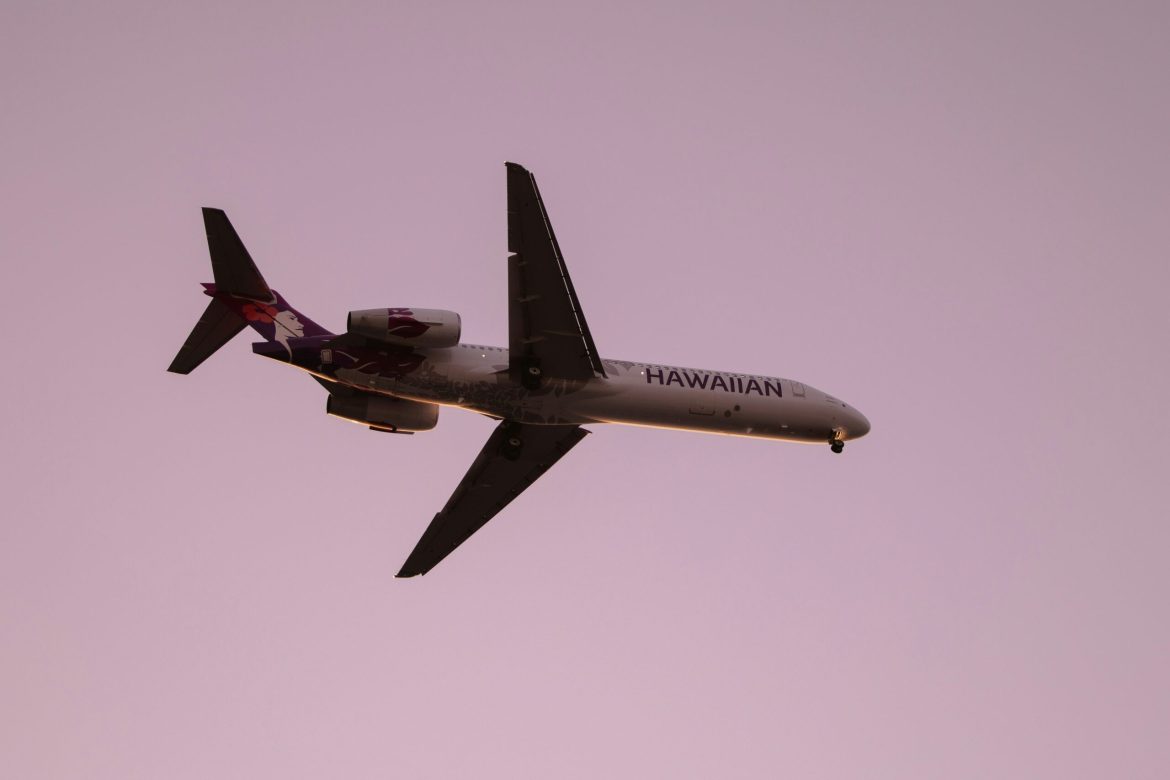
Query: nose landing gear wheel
xmin=830 ymin=440 xmax=844 ymax=454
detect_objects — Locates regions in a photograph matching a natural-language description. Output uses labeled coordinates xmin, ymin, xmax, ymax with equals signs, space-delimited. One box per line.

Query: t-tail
xmin=168 ymin=208 xmax=331 ymax=374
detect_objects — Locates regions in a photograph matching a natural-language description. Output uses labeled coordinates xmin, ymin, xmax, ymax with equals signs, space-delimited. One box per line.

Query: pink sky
xmin=2 ymin=2 xmax=1168 ymax=777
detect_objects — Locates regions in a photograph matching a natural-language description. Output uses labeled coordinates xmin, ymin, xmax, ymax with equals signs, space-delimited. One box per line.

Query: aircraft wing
xmin=506 ymin=162 xmax=606 ymax=381
xmin=396 ymin=421 xmax=589 ymax=577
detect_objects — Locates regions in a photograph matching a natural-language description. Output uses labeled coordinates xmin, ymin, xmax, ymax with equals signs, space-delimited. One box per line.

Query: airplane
xmin=169 ymin=162 xmax=870 ymax=577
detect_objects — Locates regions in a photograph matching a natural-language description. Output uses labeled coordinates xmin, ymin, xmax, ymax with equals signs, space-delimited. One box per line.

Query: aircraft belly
xmin=382 ymin=356 xmax=588 ymax=424
xmin=569 ymin=374 xmax=835 ymax=443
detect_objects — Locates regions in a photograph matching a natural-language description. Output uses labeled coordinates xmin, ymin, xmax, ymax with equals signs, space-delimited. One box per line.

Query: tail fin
xmin=203 ymin=207 xmax=272 ymax=300
xmin=168 ymin=208 xmax=330 ymax=374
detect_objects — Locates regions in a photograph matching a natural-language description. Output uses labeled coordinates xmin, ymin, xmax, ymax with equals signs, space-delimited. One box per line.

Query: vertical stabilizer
xmin=202 ymin=207 xmax=272 ymax=300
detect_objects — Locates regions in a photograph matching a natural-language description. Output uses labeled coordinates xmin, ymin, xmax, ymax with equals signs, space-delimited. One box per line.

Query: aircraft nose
xmin=846 ymin=407 xmax=870 ymax=439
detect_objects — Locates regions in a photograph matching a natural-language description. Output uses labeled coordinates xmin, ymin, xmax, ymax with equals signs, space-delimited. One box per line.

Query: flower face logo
xmin=242 ymin=302 xmax=278 ymax=323
xmin=236 ymin=299 xmax=305 ymax=357
xmin=273 ymin=309 xmax=304 ymax=343
xmin=270 ymin=309 xmax=305 ymax=357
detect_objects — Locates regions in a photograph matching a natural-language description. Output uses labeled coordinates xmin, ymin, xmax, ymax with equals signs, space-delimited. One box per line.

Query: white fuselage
xmin=327 ymin=342 xmax=871 ymax=444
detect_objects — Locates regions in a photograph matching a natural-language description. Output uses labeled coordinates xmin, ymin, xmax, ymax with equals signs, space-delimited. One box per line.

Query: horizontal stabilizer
xmin=203 ymin=207 xmax=272 ymax=300
xmin=167 ymin=297 xmax=246 ymax=374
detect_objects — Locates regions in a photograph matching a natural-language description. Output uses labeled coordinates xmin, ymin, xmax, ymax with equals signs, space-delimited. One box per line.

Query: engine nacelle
xmin=347 ymin=308 xmax=461 ymax=348
xmin=327 ymin=394 xmax=439 ymax=432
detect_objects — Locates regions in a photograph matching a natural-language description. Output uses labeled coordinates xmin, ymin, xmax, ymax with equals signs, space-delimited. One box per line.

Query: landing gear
xmin=829 ymin=431 xmax=845 ymax=454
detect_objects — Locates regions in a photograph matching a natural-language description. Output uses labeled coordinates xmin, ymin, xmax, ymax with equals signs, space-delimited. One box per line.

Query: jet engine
xmin=327 ymin=393 xmax=439 ymax=432
xmin=347 ymin=308 xmax=461 ymax=348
